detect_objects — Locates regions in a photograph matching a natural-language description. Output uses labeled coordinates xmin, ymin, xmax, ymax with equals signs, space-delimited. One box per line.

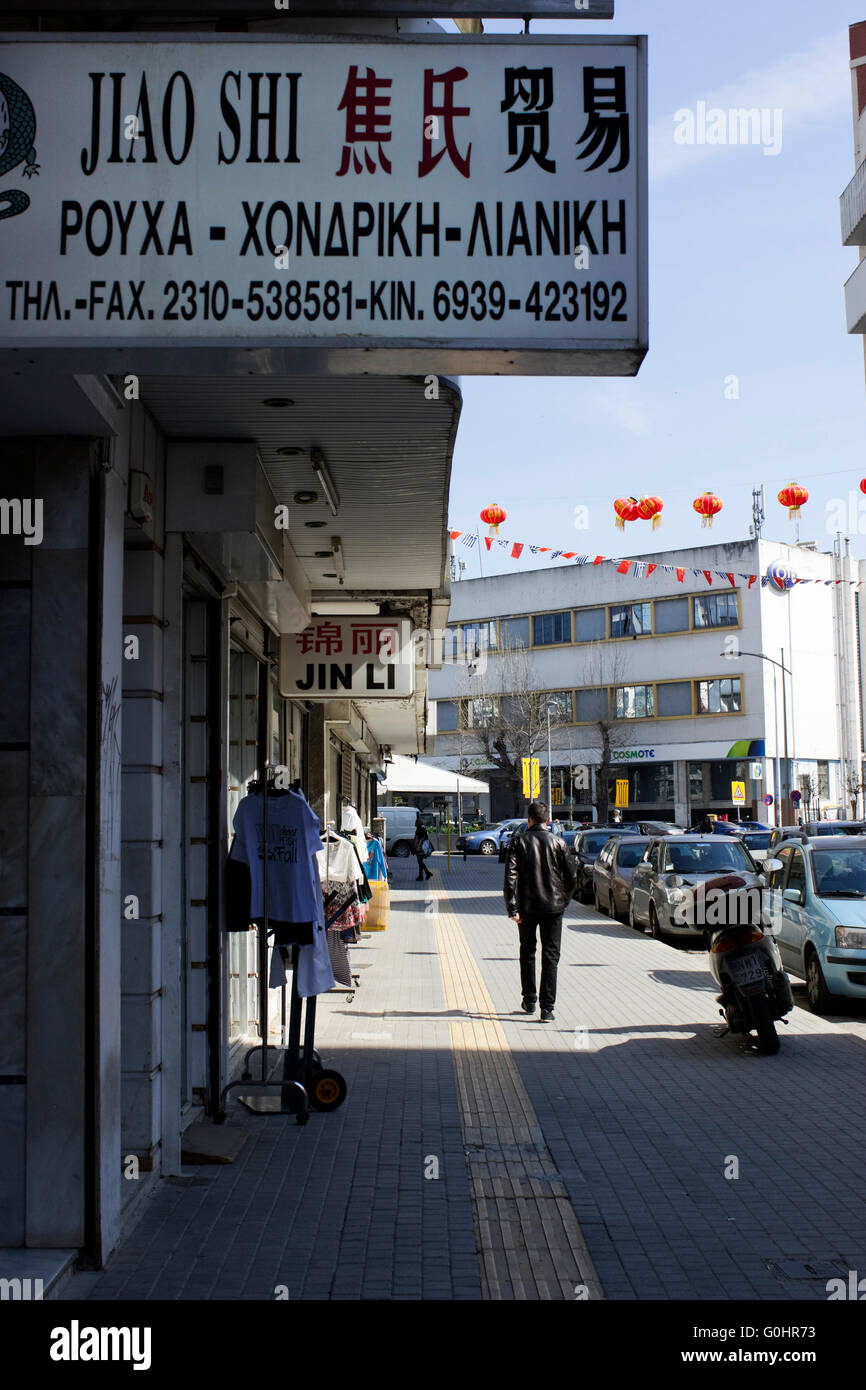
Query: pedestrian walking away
xmin=503 ymin=799 xmax=577 ymax=1022
xmin=413 ymin=815 xmax=433 ymax=881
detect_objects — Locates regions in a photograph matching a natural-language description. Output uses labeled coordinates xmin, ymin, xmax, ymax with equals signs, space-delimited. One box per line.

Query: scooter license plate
xmin=728 ymin=954 xmax=765 ymax=986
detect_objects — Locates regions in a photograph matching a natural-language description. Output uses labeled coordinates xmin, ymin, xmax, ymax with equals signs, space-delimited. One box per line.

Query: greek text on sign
xmin=279 ymin=619 xmax=413 ymax=698
xmin=0 ymin=34 xmax=647 ymax=375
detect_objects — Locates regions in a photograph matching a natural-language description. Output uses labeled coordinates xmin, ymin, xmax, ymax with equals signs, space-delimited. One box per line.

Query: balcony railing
xmin=841 ymin=158 xmax=866 ymax=246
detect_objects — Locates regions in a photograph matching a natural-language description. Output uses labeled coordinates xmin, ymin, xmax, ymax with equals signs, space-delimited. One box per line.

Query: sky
xmin=440 ymin=1 xmax=866 ymax=578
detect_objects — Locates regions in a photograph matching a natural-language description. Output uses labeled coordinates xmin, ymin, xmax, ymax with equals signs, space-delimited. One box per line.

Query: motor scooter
xmin=700 ymin=868 xmax=793 ymax=1054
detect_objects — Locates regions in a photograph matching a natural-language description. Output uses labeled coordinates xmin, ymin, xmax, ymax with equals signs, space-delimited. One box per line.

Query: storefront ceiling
xmin=140 ymin=373 xmax=460 ymax=597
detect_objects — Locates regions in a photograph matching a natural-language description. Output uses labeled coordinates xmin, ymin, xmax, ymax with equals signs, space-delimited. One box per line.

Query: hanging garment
xmin=296 ymin=924 xmax=335 ymax=998
xmin=365 ymin=837 xmax=388 ymax=882
xmin=317 ymin=831 xmax=364 ymax=889
xmin=232 ymin=790 xmax=324 ymax=922
xmin=326 ymin=929 xmax=353 ymax=988
xmin=341 ymin=803 xmax=368 ymax=862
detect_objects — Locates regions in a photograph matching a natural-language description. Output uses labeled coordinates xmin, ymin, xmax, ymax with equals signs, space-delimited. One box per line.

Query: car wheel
xmin=649 ymin=903 xmax=665 ymax=941
xmin=609 ymin=890 xmax=617 ymax=920
xmin=391 ymin=840 xmax=412 ymax=858
xmin=805 ymin=948 xmax=836 ymax=1014
xmin=479 ymin=839 xmax=497 ymax=855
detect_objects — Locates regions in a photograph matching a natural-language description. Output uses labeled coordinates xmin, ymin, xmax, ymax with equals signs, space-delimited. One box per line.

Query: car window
xmin=666 ymin=841 xmax=752 ymax=873
xmin=616 ymin=842 xmax=647 ymax=869
xmin=768 ymin=846 xmax=792 ymax=888
xmin=742 ymin=832 xmax=771 ymax=850
xmin=583 ymin=833 xmax=613 ymax=854
xmin=785 ymin=851 xmax=807 ymax=901
xmin=811 ymin=847 xmax=866 ymax=896
xmin=647 ymin=843 xmax=661 ymax=871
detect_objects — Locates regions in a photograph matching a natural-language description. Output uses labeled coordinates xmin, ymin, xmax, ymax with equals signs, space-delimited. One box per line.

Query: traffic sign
xmin=750 ymin=762 xmax=763 ymax=780
xmin=790 ymin=790 xmax=801 ymax=803
xmin=731 ymin=781 xmax=746 ymax=805
xmin=763 ymin=794 xmax=774 ymax=806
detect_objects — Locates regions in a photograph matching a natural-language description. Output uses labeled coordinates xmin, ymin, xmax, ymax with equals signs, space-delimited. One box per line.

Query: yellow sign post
xmin=615 ymin=779 xmax=629 ymax=809
xmin=522 ymin=757 xmax=541 ymax=799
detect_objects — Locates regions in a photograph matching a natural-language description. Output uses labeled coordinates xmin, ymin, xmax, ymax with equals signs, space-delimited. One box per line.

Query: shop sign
xmin=0 ymin=33 xmax=647 ymax=374
xmin=615 ymin=778 xmax=629 ymax=808
xmin=611 ymin=747 xmax=655 ymax=761
xmin=279 ymin=618 xmax=413 ymax=698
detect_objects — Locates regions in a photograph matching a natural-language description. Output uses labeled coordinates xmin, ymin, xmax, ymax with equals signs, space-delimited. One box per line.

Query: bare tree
xmin=798 ymin=771 xmax=815 ymax=821
xmin=578 ymin=642 xmax=639 ymax=825
xmin=456 ymin=638 xmax=569 ymax=814
xmin=845 ymin=766 xmax=865 ymax=820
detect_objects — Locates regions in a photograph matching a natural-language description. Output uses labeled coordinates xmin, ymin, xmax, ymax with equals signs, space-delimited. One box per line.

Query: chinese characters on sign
xmin=279 ymin=619 xmax=413 ymax=699
xmin=0 ymin=35 xmax=647 ymax=374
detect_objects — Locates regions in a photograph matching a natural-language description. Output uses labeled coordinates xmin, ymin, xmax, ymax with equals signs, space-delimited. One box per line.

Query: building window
xmin=693 ymin=592 xmax=738 ymax=629
xmin=532 ymin=611 xmax=571 ymax=646
xmin=444 ymin=625 xmax=461 ymax=663
xmin=709 ymin=760 xmax=749 ymax=799
xmin=610 ymin=602 xmax=652 ymax=637
xmin=817 ymin=760 xmax=830 ymax=799
xmin=575 ymin=687 xmax=609 ymax=721
xmin=697 ymin=677 xmax=742 ymax=714
xmin=689 ymin=761 xmax=705 ymax=799
xmin=465 ymin=697 xmax=497 ymax=728
xmin=500 ymin=615 xmax=530 ymax=649
xmin=545 ymin=690 xmax=573 ymax=722
xmin=656 ymin=680 xmax=692 ymax=717
xmin=615 ymin=684 xmax=655 ymax=719
xmin=437 ymin=700 xmax=459 ymax=732
xmin=462 ymin=620 xmax=498 ymax=654
xmin=574 ymin=606 xmax=606 ymax=642
xmin=653 ymin=596 xmax=689 ymax=634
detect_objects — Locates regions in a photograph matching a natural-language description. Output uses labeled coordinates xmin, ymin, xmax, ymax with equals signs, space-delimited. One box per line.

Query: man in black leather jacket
xmin=503 ymin=800 xmax=577 ymax=1022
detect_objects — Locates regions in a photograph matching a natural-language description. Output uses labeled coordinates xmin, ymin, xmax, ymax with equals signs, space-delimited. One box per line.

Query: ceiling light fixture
xmin=262 ymin=397 xmax=294 ymax=408
xmin=276 ymin=446 xmax=303 ymax=456
xmin=310 ymin=447 xmax=340 ymax=517
xmin=293 ymin=490 xmax=318 ymax=504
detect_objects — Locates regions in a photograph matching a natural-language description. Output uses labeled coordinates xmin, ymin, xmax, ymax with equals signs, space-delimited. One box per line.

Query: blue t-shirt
xmin=232 ymin=791 xmax=324 ymax=922
xmin=365 ymin=838 xmax=388 ymax=881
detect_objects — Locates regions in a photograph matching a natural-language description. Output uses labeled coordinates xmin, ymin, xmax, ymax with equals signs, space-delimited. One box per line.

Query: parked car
xmin=769 ymin=820 xmax=866 ymax=850
xmin=711 ymin=820 xmax=770 ymax=835
xmin=628 ymin=834 xmax=769 ymax=941
xmin=497 ymin=819 xmax=528 ymax=861
xmin=571 ymin=827 xmax=631 ymax=903
xmin=458 ymin=818 xmax=525 ymax=856
xmin=737 ymin=829 xmax=774 ymax=862
xmin=592 ymin=836 xmax=650 ymax=921
xmin=764 ymin=835 xmax=866 ymax=1011
xmin=627 ymin=820 xmax=685 ymax=836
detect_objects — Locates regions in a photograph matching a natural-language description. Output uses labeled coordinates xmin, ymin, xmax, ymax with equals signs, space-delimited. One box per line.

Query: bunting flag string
xmin=447 ymin=528 xmax=865 ymax=590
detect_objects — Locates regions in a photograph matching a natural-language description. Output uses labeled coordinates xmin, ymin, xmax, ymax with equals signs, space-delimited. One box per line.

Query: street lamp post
xmin=724 ymin=649 xmax=793 ymax=824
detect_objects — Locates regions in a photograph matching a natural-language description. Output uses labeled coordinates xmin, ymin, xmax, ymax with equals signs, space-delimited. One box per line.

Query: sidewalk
xmin=60 ymin=853 xmax=866 ymax=1301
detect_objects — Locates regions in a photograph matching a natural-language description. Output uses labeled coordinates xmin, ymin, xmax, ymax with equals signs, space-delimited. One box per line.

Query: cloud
xmin=651 ymin=29 xmax=851 ymax=181
xmin=589 ymin=387 xmax=652 ymax=438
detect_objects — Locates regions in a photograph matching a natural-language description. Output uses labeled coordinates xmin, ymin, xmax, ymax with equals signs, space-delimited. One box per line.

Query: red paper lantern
xmin=777 ymin=483 xmax=808 ymax=519
xmin=693 ymin=490 xmax=723 ymax=528
xmin=480 ymin=503 xmax=506 ymax=536
xmin=859 ymin=478 xmax=866 ymax=496
xmin=613 ymin=496 xmax=640 ymax=531
xmin=637 ymin=495 xmax=664 ymax=530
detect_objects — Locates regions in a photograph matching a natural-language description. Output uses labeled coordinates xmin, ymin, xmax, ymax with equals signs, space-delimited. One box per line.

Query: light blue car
xmin=765 ymin=835 xmax=866 ymax=1012
xmin=457 ymin=819 xmax=525 ymax=855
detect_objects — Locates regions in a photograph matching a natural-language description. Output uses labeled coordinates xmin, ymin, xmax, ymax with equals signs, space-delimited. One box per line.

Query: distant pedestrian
xmin=504 ymin=799 xmax=577 ymax=1023
xmin=699 ymin=813 xmax=716 ymax=834
xmin=413 ymin=816 xmax=432 ymax=882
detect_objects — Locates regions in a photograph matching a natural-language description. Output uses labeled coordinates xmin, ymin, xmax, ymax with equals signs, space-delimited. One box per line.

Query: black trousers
xmin=415 ymin=852 xmax=432 ymax=879
xmin=518 ymin=912 xmax=563 ymax=1011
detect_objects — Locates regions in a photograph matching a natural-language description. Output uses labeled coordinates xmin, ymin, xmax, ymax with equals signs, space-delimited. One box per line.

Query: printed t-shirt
xmin=231 ymin=791 xmax=324 ymax=923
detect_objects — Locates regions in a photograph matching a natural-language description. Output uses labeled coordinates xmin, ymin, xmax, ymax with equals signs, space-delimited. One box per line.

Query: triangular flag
xmin=561 ymin=552 xmax=576 ymax=559
xmin=484 ymin=537 xmax=493 ymax=551
xmin=593 ymin=556 xmax=605 ymax=565
xmin=646 ymin=564 xmax=657 ymax=576
xmin=511 ymin=543 xmax=524 ymax=559
xmin=703 ymin=570 xmax=713 ymax=585
xmin=676 ymin=567 xmax=684 ymax=582
xmin=726 ymin=573 xmax=735 ymax=587
xmin=747 ymin=575 xmax=756 ymax=588
xmin=538 ymin=547 xmax=551 ymax=553
xmin=449 ymin=530 xmax=462 ymax=540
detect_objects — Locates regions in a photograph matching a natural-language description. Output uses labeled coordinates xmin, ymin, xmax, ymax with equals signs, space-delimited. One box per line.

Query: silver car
xmin=628 ymin=834 xmax=769 ymax=941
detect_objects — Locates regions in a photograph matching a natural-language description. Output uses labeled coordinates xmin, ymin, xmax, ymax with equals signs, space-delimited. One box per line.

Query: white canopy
xmin=382 ymin=754 xmax=489 ymax=795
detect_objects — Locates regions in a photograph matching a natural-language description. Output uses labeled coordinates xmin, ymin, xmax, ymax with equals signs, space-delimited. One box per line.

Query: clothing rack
xmin=217 ymin=766 xmax=347 ymax=1124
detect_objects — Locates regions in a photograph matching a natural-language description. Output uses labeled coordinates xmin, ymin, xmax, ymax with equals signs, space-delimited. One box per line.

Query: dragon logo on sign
xmin=0 ymin=73 xmax=39 ymax=220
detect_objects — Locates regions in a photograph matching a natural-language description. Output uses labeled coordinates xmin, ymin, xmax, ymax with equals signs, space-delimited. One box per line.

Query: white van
xmin=380 ymin=805 xmax=427 ymax=857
